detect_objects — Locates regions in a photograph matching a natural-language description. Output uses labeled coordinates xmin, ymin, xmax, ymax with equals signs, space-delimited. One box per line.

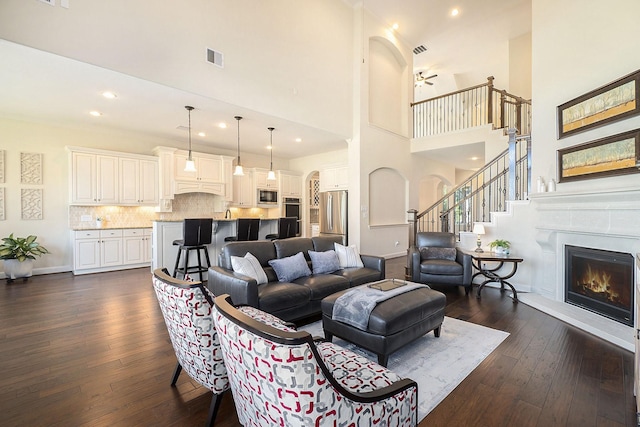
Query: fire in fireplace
xmin=565 ymin=245 xmax=634 ymax=326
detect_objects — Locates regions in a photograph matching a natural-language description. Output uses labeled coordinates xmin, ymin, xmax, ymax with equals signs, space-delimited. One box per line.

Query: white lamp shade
xmin=472 ymin=224 xmax=485 ymax=235
xmin=267 ymin=170 xmax=276 ymax=181
xmin=233 ymin=164 xmax=244 ymax=176
xmin=184 ymin=159 xmax=196 ymax=172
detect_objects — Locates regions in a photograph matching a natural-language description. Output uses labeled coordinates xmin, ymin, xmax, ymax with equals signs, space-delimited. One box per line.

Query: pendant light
xmin=184 ymin=106 xmax=196 ymax=172
xmin=267 ymin=127 xmax=276 ymax=181
xmin=233 ymin=116 xmax=244 ymax=176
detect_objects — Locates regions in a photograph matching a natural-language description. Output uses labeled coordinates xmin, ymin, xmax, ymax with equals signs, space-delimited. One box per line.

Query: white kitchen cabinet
xmin=319 ymin=166 xmax=348 ymax=191
xmin=254 ymin=168 xmax=279 ymax=189
xmin=232 ymin=170 xmax=254 ymax=207
xmin=119 ymin=158 xmax=159 ymax=205
xmin=71 ymin=152 xmax=119 ymax=205
xmin=123 ymin=228 xmax=149 ymax=265
xmin=279 ymin=171 xmax=302 ymax=197
xmin=100 ymin=230 xmax=124 ymax=268
xmin=73 ymin=228 xmax=151 ymax=275
xmin=74 ymin=230 xmax=101 ymax=270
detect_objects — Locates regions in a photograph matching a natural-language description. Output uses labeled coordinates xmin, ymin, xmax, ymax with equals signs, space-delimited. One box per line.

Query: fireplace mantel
xmin=523 ymin=186 xmax=640 ymax=351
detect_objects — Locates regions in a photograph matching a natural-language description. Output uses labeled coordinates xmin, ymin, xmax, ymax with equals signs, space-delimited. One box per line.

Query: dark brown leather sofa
xmin=208 ymin=236 xmax=385 ymax=322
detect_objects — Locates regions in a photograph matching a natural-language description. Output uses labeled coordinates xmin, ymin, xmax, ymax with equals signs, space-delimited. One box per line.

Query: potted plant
xmin=489 ymin=239 xmax=511 ymax=255
xmin=0 ymin=234 xmax=49 ymax=281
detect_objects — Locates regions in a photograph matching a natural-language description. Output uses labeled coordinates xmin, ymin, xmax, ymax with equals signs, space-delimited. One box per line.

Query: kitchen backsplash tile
xmin=69 ymin=193 xmax=280 ymax=229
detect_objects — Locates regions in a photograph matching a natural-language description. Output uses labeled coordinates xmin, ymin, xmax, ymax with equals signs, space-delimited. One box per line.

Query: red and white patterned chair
xmin=213 ymin=294 xmax=418 ymax=427
xmin=151 ymin=269 xmax=292 ymax=426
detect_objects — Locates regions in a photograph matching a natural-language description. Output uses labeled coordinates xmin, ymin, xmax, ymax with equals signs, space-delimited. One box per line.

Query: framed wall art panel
xmin=558 ymin=129 xmax=640 ymax=183
xmin=557 ymin=69 xmax=640 ymax=139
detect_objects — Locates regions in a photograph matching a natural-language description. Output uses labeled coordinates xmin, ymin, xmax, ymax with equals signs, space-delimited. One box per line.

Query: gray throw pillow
xmin=268 ymin=251 xmax=312 ymax=282
xmin=309 ymin=250 xmax=341 ymax=274
xmin=420 ymin=246 xmax=457 ymax=261
xmin=230 ymin=252 xmax=268 ymax=285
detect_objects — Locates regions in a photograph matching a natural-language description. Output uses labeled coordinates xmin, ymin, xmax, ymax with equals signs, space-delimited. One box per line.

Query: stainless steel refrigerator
xmin=319 ymin=190 xmax=347 ymax=244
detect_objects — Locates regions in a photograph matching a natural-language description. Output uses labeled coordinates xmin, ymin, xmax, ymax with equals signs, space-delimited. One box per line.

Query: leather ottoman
xmin=321 ymin=285 xmax=446 ymax=367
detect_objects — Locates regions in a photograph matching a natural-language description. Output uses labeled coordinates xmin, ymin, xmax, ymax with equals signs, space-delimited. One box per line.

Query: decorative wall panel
xmin=0 ymin=150 xmax=5 ymax=183
xmin=0 ymin=188 xmax=5 ymax=220
xmin=21 ymin=188 xmax=43 ymax=220
xmin=21 ymin=152 xmax=43 ymax=185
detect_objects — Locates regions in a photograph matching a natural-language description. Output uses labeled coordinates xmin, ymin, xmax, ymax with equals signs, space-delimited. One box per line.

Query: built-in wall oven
xmin=282 ymin=197 xmax=301 ymax=236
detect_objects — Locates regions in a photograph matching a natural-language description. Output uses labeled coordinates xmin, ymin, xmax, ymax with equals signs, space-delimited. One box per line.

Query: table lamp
xmin=472 ymin=224 xmax=485 ymax=252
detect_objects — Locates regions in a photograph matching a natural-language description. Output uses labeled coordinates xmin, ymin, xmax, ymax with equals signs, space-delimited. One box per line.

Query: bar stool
xmin=265 ymin=217 xmax=298 ymax=240
xmin=224 ymin=218 xmax=260 ymax=242
xmin=172 ymin=218 xmax=213 ymax=281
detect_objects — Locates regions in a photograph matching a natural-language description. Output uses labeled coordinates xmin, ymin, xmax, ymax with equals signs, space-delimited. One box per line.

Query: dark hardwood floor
xmin=0 ymin=258 xmax=636 ymax=426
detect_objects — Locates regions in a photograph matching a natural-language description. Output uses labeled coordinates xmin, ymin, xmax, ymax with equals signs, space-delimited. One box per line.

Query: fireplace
xmin=565 ymin=245 xmax=634 ymax=326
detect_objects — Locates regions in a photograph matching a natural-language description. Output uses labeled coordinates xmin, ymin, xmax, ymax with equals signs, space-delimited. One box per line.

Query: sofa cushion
xmin=420 ymin=259 xmax=463 ymax=276
xmin=332 ymin=267 xmax=383 ymax=287
xmin=312 ymin=235 xmax=343 ymax=252
xmin=231 ymin=252 xmax=268 ymax=285
xmin=220 ymin=241 xmax=276 ymax=270
xmin=334 ymin=243 xmax=364 ymax=268
xmin=309 ymin=250 xmax=340 ymax=274
xmin=293 ymin=274 xmax=349 ymax=301
xmin=420 ymin=246 xmax=457 ymax=261
xmin=257 ymin=282 xmax=311 ymax=313
xmin=273 ymin=237 xmax=314 ymax=260
xmin=268 ymin=252 xmax=311 ymax=282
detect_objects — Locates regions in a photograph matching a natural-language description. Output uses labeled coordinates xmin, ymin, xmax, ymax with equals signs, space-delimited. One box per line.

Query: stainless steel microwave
xmin=257 ymin=189 xmax=278 ymax=205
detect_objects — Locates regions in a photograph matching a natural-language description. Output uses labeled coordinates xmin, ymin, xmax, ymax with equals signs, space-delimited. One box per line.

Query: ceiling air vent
xmin=413 ymin=45 xmax=427 ymax=55
xmin=206 ymin=48 xmax=224 ymax=68
xmin=38 ymin=0 xmax=55 ymax=5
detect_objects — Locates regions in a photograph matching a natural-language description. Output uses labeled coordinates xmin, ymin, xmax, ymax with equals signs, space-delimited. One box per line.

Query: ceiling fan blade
xmin=424 ymin=74 xmax=437 ymax=80
xmin=425 ymin=81 xmax=434 ymax=85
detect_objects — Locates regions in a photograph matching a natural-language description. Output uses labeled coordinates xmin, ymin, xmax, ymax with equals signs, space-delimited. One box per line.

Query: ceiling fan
xmin=415 ymin=72 xmax=437 ymax=87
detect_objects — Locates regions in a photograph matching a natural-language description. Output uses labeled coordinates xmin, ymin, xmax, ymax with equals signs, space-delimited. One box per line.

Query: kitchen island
xmin=152 ymin=218 xmax=278 ymax=278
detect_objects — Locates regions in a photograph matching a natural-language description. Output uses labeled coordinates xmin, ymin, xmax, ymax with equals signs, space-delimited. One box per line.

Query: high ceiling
xmin=0 ymin=0 xmax=530 ymax=164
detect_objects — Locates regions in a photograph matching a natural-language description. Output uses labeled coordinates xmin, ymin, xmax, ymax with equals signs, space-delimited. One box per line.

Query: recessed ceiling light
xmin=471 ymin=156 xmax=479 ymax=161
xmin=295 ymin=138 xmax=302 ymax=143
xmin=392 ymin=23 xmax=399 ymax=30
xmin=89 ymin=111 xmax=102 ymax=117
xmin=102 ymin=91 xmax=117 ymax=99
xmin=198 ymin=132 xmax=206 ymax=137
xmin=218 ymin=123 xmax=227 ymax=129
xmin=451 ymin=8 xmax=459 ymax=17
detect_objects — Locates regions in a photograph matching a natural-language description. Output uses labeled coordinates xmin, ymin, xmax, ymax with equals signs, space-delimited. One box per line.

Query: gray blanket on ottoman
xmin=331 ymin=281 xmax=428 ymax=330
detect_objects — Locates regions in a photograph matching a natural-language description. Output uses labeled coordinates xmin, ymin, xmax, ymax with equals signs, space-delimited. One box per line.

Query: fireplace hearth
xmin=565 ymin=245 xmax=634 ymax=326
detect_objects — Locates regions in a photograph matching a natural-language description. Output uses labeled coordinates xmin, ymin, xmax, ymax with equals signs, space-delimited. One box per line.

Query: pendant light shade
xmin=184 ymin=106 xmax=196 ymax=172
xmin=267 ymin=127 xmax=276 ymax=181
xmin=233 ymin=116 xmax=244 ymax=176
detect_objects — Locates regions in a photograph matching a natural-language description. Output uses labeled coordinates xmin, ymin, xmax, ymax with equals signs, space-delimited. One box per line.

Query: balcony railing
xmin=411 ymin=76 xmax=531 ymax=138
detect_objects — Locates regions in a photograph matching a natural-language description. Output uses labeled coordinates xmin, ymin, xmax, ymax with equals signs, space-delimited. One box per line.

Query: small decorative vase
xmin=4 ymin=259 xmax=33 ymax=280
xmin=495 ymin=246 xmax=507 ymax=255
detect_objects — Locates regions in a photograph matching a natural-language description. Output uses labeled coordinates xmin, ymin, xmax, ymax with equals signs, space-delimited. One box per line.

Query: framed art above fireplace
xmin=557 ymin=128 xmax=640 ymax=183
xmin=557 ymin=69 xmax=640 ymax=139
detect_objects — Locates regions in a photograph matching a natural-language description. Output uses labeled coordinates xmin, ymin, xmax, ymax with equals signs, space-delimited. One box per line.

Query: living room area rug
xmin=301 ymin=316 xmax=509 ymax=422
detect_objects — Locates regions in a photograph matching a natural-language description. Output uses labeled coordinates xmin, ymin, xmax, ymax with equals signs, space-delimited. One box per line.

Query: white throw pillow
xmin=334 ymin=243 xmax=364 ymax=268
xmin=230 ymin=252 xmax=268 ymax=285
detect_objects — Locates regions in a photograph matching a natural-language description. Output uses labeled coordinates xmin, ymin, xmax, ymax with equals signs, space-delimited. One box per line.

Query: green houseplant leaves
xmin=0 ymin=234 xmax=49 ymax=262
